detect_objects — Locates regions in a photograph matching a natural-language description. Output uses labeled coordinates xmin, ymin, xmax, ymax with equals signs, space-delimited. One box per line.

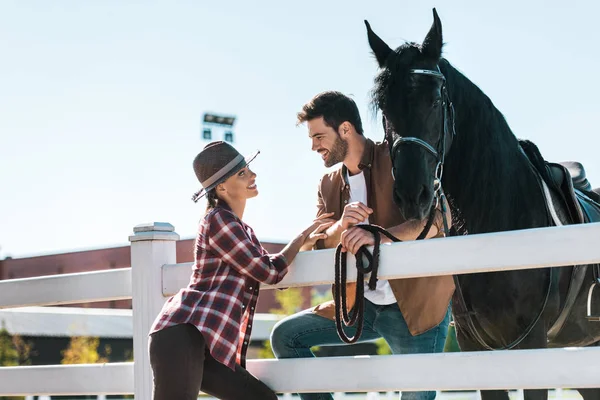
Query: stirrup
xmin=587 ymin=279 xmax=600 ymax=321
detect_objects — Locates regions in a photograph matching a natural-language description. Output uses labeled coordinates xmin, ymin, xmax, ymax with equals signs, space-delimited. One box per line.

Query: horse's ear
xmin=364 ymin=20 xmax=392 ymax=67
xmin=421 ymin=8 xmax=443 ymax=60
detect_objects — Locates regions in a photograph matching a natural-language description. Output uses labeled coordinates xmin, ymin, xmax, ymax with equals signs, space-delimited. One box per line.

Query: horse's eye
xmin=433 ymin=99 xmax=442 ymax=107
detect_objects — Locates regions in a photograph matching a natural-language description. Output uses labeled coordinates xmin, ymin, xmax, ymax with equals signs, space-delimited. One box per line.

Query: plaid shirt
xmin=150 ymin=203 xmax=289 ymax=370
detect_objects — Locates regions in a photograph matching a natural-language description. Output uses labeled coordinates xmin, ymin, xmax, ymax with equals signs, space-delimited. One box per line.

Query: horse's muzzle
xmin=393 ymin=185 xmax=432 ymax=221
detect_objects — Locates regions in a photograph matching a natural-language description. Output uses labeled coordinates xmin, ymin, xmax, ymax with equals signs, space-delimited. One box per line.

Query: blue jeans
xmin=270 ymin=299 xmax=451 ymax=400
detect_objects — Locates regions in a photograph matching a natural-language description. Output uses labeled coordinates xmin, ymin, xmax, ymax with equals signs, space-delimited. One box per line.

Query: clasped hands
xmin=337 ymin=201 xmax=378 ymax=254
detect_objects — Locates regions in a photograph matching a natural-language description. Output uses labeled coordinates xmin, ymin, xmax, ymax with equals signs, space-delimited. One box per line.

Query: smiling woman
xmin=146 ymin=140 xmax=335 ymax=400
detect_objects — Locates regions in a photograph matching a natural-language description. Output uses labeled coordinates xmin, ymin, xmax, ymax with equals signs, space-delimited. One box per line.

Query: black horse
xmin=364 ymin=9 xmax=600 ymax=400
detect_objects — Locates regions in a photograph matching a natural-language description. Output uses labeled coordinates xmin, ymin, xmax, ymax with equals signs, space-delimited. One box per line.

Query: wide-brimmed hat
xmin=191 ymin=141 xmax=259 ymax=202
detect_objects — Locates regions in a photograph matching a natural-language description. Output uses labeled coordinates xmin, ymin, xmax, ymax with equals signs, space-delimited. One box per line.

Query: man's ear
xmin=339 ymin=121 xmax=352 ymax=136
xmin=216 ymin=183 xmax=226 ymax=192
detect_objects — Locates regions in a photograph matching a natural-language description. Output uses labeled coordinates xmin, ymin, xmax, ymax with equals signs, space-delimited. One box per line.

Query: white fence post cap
xmin=133 ymin=222 xmax=175 ymax=232
xmin=129 ymin=222 xmax=180 ymax=242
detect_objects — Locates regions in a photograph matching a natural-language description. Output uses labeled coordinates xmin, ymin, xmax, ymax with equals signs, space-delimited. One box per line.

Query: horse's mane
xmin=369 ymin=44 xmax=421 ymax=119
xmin=442 ymin=59 xmax=549 ymax=232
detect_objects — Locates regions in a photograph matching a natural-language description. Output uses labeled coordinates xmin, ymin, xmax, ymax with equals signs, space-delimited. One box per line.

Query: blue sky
xmin=1 ymin=1 xmax=599 ymax=259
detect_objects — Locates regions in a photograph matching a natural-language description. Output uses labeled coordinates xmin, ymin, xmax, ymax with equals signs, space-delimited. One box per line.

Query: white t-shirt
xmin=346 ymin=170 xmax=397 ymax=305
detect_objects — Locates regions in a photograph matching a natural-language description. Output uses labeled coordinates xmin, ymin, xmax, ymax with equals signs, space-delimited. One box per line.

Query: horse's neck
xmin=440 ymin=62 xmax=548 ymax=234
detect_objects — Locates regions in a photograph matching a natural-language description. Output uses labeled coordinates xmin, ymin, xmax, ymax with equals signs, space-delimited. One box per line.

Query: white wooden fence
xmin=1 ymin=221 xmax=599 ymax=397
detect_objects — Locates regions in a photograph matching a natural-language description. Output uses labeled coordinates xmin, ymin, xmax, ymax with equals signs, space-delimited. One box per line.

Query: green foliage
xmin=269 ymin=287 xmax=304 ymax=315
xmin=0 ymin=321 xmax=33 ymax=400
xmin=0 ymin=321 xmax=33 ymax=367
xmin=61 ymin=336 xmax=111 ymax=364
xmin=258 ymin=338 xmax=275 ymax=359
xmin=374 ymin=337 xmax=392 ymax=355
xmin=0 ymin=322 xmax=19 ymax=367
xmin=443 ymin=322 xmax=460 ymax=352
xmin=258 ymin=287 xmax=305 ymax=359
xmin=310 ymin=287 xmax=333 ymax=307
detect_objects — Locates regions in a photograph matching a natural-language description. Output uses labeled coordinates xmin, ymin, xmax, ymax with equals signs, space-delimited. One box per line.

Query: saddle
xmin=547 ymin=161 xmax=600 ymax=223
xmin=519 ymin=140 xmax=600 ymax=340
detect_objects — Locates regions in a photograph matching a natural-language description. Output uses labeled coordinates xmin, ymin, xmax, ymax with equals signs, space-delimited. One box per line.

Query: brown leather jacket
xmin=311 ymin=138 xmax=455 ymax=335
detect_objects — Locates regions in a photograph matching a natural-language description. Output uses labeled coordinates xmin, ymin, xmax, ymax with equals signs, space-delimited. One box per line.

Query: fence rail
xmin=163 ymin=222 xmax=600 ymax=295
xmin=3 ymin=347 xmax=600 ymax=396
xmin=0 ymin=268 xmax=131 ymax=309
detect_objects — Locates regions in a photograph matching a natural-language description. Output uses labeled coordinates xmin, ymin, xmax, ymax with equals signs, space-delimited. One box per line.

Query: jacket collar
xmin=341 ymin=138 xmax=375 ymax=190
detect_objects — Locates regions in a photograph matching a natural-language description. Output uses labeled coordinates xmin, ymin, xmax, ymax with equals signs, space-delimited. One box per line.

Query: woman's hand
xmin=300 ymin=213 xmax=336 ymax=249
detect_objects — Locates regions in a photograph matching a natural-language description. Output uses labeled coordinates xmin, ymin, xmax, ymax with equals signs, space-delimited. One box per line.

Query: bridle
xmin=387 ymin=67 xmax=456 ymax=239
xmin=388 ymin=67 xmax=456 ymax=202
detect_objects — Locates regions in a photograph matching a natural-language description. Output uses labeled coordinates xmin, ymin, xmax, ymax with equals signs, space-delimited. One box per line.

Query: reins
xmin=333 ymin=206 xmax=437 ymax=343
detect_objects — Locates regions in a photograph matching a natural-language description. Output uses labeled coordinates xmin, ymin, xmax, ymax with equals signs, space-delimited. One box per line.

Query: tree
xmin=258 ymin=288 xmax=305 ymax=359
xmin=0 ymin=321 xmax=33 ymax=400
xmin=61 ymin=336 xmax=111 ymax=364
xmin=0 ymin=322 xmax=19 ymax=366
xmin=0 ymin=321 xmax=33 ymax=367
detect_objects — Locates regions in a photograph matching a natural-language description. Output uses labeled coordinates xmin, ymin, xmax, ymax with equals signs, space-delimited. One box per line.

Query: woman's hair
xmin=205 ymin=189 xmax=219 ymax=212
xmin=197 ymin=188 xmax=222 ymax=256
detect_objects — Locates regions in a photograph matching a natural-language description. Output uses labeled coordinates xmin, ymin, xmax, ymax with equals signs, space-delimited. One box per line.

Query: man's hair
xmin=297 ymin=91 xmax=364 ymax=135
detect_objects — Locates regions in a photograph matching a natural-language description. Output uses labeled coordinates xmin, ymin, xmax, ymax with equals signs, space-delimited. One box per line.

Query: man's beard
xmin=324 ymin=134 xmax=348 ymax=167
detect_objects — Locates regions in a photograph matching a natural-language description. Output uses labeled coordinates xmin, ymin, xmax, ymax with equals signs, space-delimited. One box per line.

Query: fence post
xmin=129 ymin=222 xmax=180 ymax=400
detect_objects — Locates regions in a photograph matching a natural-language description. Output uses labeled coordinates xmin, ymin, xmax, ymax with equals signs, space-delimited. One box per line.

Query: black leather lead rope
xmin=333 ymin=207 xmax=436 ymax=343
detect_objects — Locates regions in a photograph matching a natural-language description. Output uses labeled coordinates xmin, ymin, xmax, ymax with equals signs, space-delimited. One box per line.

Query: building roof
xmin=0 ymin=306 xmax=279 ymax=340
xmin=0 ymin=306 xmax=132 ymax=339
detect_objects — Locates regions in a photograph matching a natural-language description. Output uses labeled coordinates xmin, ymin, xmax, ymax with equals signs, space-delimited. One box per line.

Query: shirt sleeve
xmin=207 ymin=209 xmax=289 ymax=284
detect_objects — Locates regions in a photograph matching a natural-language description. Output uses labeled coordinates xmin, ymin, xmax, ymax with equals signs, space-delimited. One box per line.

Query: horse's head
xmin=365 ymin=9 xmax=455 ymax=221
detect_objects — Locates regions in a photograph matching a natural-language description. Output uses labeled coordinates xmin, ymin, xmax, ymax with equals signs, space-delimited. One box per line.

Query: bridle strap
xmin=410 ymin=69 xmax=446 ymax=80
xmin=392 ymin=137 xmax=439 ymax=159
xmin=388 ymin=66 xmax=454 ymax=171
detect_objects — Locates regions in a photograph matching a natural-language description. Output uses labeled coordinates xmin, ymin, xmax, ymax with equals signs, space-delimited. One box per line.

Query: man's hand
xmin=339 ymin=202 xmax=373 ymax=230
xmin=340 ymin=226 xmax=375 ymax=254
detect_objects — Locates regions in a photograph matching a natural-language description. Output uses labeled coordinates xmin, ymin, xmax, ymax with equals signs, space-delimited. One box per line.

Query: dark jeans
xmin=149 ymin=323 xmax=278 ymax=400
xmin=271 ymin=299 xmax=451 ymax=400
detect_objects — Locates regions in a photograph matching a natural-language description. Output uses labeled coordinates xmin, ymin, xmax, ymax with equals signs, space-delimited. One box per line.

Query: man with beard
xmin=270 ymin=91 xmax=455 ymax=400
